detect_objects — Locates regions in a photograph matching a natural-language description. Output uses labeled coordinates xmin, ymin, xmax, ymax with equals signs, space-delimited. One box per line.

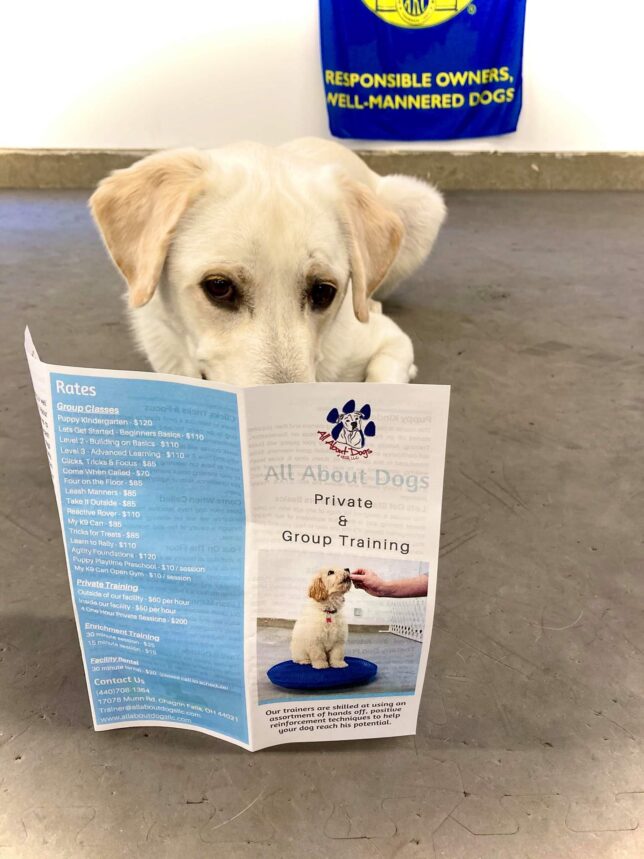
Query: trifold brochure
xmin=25 ymin=328 xmax=449 ymax=751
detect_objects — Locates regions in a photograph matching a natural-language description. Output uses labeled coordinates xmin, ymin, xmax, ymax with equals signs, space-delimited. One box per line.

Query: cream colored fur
xmin=291 ymin=567 xmax=352 ymax=669
xmin=90 ymin=137 xmax=446 ymax=385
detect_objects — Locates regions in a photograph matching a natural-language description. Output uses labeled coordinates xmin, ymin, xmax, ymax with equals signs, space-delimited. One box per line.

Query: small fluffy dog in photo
xmin=291 ymin=566 xmax=352 ymax=669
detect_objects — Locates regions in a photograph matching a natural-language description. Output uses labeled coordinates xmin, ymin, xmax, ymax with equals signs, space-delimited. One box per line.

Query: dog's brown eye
xmin=309 ymin=281 xmax=337 ymax=311
xmin=201 ymin=276 xmax=236 ymax=305
xmin=327 ymin=570 xmax=334 ymax=576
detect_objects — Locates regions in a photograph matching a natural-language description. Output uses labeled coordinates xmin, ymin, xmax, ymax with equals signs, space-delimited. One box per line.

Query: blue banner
xmin=319 ymin=0 xmax=527 ymax=140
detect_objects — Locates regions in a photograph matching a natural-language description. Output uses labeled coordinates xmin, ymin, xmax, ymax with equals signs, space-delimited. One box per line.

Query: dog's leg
xmin=366 ymin=352 xmax=418 ymax=383
xmin=318 ymin=290 xmax=416 ymax=383
xmin=364 ymin=314 xmax=417 ymax=383
xmin=309 ymin=646 xmax=330 ymax=670
xmin=291 ymin=630 xmax=312 ymax=665
xmin=291 ymin=640 xmax=311 ymax=665
xmin=328 ymin=643 xmax=348 ymax=669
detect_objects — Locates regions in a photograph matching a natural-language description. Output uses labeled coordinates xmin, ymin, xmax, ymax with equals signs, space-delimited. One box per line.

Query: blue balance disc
xmin=267 ymin=657 xmax=377 ymax=691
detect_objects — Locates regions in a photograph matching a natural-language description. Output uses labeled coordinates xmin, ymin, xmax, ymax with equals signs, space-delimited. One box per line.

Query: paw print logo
xmin=325 ymin=399 xmax=376 ymax=451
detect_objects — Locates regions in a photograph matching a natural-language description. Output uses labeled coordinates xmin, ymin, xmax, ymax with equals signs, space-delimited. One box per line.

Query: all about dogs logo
xmin=361 ymin=0 xmax=475 ymax=29
xmin=318 ymin=399 xmax=376 ymax=461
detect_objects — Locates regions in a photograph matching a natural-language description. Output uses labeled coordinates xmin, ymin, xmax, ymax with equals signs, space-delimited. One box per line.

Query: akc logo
xmin=318 ymin=399 xmax=376 ymax=461
xmin=362 ymin=0 xmax=475 ymax=29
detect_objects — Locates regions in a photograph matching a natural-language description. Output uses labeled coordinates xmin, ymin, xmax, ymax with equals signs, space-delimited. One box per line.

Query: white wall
xmin=3 ymin=1 xmax=642 ymax=152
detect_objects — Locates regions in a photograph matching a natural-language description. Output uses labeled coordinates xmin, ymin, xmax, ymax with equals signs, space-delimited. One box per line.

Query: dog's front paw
xmin=330 ymin=659 xmax=348 ymax=668
xmin=293 ymin=659 xmax=311 ymax=665
xmin=312 ymin=660 xmax=330 ymax=670
xmin=365 ymin=354 xmax=417 ymax=384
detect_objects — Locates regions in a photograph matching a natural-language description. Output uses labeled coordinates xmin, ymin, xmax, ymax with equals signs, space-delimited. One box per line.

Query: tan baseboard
xmin=1 ymin=148 xmax=643 ymax=191
xmin=361 ymin=150 xmax=644 ymax=191
xmin=0 ymin=149 xmax=148 ymax=190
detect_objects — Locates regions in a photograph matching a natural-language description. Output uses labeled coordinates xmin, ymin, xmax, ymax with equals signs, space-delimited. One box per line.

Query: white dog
xmin=90 ymin=137 xmax=445 ymax=385
xmin=291 ymin=566 xmax=352 ymax=669
xmin=338 ymin=406 xmax=371 ymax=449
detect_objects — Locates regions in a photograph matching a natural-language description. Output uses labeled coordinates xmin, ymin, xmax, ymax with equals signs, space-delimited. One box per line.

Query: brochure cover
xmin=25 ymin=328 xmax=449 ymax=751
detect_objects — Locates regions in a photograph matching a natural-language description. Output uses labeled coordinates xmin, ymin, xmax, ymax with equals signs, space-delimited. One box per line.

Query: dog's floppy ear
xmin=89 ymin=149 xmax=210 ymax=308
xmin=340 ymin=179 xmax=404 ymax=323
xmin=309 ymin=574 xmax=329 ymax=603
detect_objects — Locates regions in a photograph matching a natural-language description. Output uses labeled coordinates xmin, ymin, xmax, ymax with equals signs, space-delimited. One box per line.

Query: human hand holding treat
xmin=350 ymin=569 xmax=429 ymax=598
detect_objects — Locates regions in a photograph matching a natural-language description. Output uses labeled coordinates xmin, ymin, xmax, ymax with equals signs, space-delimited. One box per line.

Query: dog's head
xmin=327 ymin=400 xmax=376 ymax=445
xmin=341 ymin=411 xmax=362 ymax=434
xmin=89 ymin=144 xmax=404 ymax=385
xmin=308 ymin=566 xmax=352 ymax=602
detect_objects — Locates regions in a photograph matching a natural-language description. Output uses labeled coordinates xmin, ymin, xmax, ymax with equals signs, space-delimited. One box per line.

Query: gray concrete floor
xmin=256 ymin=627 xmax=422 ymax=703
xmin=1 ymin=190 xmax=643 ymax=857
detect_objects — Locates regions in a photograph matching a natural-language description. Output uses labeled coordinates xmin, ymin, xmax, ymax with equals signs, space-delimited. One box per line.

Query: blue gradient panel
xmin=50 ymin=374 xmax=247 ymax=743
